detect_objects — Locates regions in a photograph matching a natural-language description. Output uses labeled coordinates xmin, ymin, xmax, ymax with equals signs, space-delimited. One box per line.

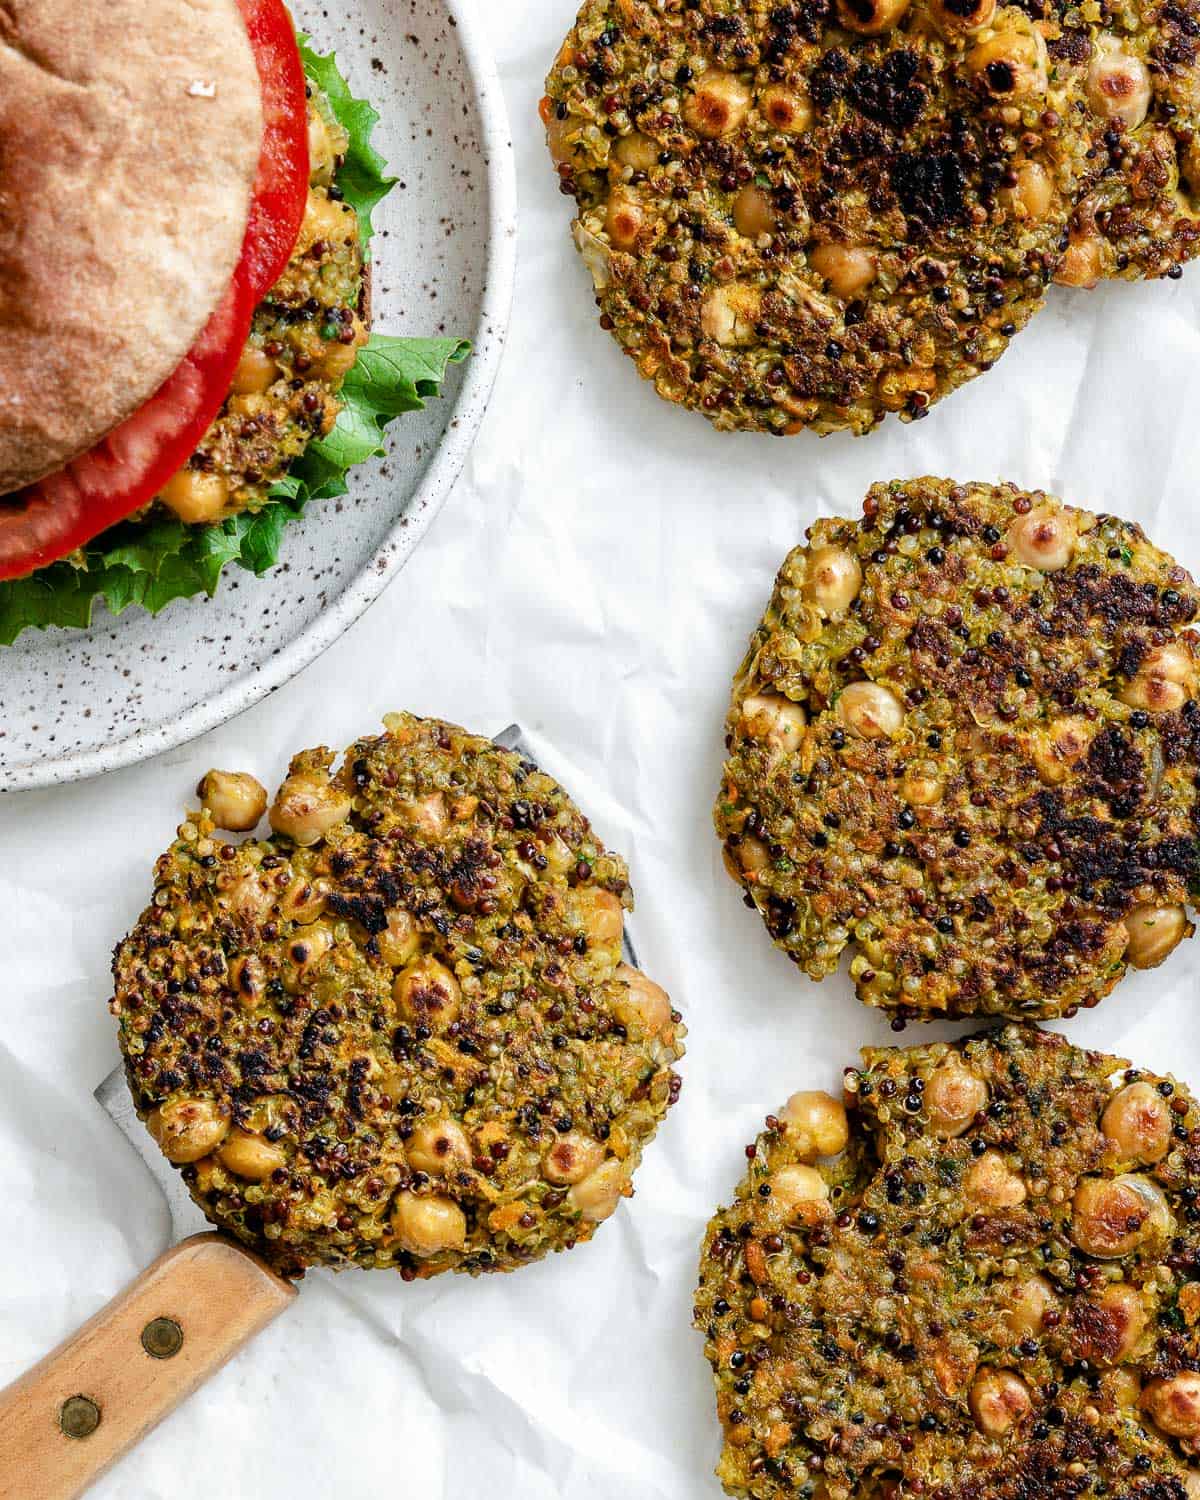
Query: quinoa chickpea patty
xmin=543 ymin=0 xmax=1094 ymax=434
xmin=1040 ymin=0 xmax=1200 ymax=287
xmin=696 ymin=1025 xmax=1200 ymax=1500
xmin=110 ymin=714 xmax=684 ymax=1279
xmin=155 ymin=89 xmax=369 ymax=528
xmin=716 ymin=478 xmax=1200 ymax=1021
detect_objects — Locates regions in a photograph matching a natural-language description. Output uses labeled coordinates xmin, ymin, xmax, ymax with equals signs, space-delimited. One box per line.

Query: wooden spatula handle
xmin=0 ymin=1232 xmax=296 ymax=1500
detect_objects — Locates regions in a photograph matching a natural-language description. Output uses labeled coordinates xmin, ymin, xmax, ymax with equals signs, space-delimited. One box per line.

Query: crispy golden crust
xmin=544 ymin=0 xmax=1094 ymax=434
xmin=111 ymin=714 xmax=684 ymax=1279
xmin=0 ymin=0 xmax=262 ymax=492
xmin=696 ymin=1026 xmax=1200 ymax=1500
xmin=716 ymin=478 xmax=1200 ymax=1020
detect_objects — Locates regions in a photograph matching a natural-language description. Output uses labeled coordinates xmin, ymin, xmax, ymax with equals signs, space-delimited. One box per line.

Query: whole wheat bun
xmin=0 ymin=0 xmax=264 ymax=495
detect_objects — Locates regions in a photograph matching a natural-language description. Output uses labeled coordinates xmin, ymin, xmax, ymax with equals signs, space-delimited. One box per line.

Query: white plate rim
xmin=7 ymin=0 xmax=516 ymax=794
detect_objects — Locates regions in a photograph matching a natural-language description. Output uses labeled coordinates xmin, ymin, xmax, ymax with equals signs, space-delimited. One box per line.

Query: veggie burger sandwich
xmin=0 ymin=0 xmax=466 ymax=643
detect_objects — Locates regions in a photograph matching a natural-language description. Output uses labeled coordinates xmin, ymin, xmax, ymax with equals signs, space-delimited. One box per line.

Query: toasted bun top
xmin=0 ymin=0 xmax=264 ymax=495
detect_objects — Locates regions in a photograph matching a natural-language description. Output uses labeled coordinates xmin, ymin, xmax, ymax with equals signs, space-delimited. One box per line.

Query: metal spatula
xmin=0 ymin=726 xmax=633 ymax=1500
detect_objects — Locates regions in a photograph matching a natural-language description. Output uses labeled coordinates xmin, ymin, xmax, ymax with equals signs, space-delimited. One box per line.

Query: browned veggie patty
xmin=543 ymin=0 xmax=1094 ymax=434
xmin=1040 ymin=0 xmax=1200 ymax=287
xmin=696 ymin=1025 xmax=1200 ymax=1500
xmin=716 ymin=478 xmax=1200 ymax=1021
xmin=154 ymin=92 xmax=368 ymax=529
xmin=111 ymin=713 xmax=684 ymax=1279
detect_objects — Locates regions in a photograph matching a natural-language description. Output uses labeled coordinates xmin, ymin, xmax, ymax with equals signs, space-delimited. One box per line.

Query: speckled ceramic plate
xmin=0 ymin=0 xmax=515 ymax=792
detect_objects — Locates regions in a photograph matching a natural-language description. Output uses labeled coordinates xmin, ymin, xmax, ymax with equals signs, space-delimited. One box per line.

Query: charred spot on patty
xmin=891 ymin=149 xmax=970 ymax=229
xmin=847 ymin=49 xmax=930 ymax=129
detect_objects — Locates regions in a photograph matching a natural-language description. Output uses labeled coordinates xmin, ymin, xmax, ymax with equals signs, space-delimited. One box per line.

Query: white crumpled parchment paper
xmin=5 ymin=3 xmax=1200 ymax=1495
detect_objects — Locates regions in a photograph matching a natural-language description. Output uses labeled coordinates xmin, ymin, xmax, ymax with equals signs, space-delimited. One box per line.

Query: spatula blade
xmin=95 ymin=1065 xmax=210 ymax=1245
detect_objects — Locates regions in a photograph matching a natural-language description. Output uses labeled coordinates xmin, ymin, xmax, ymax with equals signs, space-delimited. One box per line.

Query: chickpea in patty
xmin=696 ymin=1026 xmax=1200 ymax=1500
xmin=111 ymin=713 xmax=684 ymax=1279
xmin=716 ymin=477 xmax=1200 ymax=1021
xmin=543 ymin=0 xmax=1095 ymax=434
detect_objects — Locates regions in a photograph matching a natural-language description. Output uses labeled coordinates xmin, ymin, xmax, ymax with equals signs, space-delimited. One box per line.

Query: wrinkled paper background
xmin=5 ymin=2 xmax=1200 ymax=1495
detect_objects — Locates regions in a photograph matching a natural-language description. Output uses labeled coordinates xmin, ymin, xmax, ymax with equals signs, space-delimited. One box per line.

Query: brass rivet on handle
xmin=141 ymin=1316 xmax=184 ymax=1359
xmin=59 ymin=1395 xmax=101 ymax=1440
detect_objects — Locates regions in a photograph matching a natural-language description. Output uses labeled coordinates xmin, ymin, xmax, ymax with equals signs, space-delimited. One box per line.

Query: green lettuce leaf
xmin=0 ymin=44 xmax=468 ymax=647
xmin=296 ymin=35 xmax=397 ymax=253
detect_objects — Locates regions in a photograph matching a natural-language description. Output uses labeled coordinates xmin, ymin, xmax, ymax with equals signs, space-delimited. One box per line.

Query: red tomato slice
xmin=236 ymin=0 xmax=311 ymax=300
xmin=0 ymin=0 xmax=310 ymax=584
